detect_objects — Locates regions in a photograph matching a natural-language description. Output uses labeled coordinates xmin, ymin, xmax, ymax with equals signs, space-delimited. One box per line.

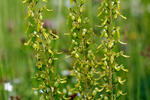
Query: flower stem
xmin=109 ymin=0 xmax=113 ymax=99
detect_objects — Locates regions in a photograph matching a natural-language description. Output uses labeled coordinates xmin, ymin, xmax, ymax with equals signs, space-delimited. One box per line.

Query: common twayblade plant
xmin=97 ymin=0 xmax=129 ymax=99
xmin=23 ymin=0 xmax=67 ymax=99
xmin=23 ymin=0 xmax=129 ymax=99
xmin=68 ymin=0 xmax=105 ymax=99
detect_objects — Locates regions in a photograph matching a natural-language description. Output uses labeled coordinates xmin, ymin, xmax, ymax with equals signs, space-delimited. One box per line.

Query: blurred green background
xmin=0 ymin=0 xmax=150 ymax=100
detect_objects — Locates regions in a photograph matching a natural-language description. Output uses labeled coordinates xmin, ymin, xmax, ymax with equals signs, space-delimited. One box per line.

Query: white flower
xmin=4 ymin=82 xmax=13 ymax=92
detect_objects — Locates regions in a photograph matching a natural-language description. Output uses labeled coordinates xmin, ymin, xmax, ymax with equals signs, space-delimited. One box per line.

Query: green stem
xmin=46 ymin=65 xmax=54 ymax=100
xmin=83 ymin=40 xmax=89 ymax=99
xmin=108 ymin=0 xmax=113 ymax=99
xmin=81 ymin=26 xmax=88 ymax=99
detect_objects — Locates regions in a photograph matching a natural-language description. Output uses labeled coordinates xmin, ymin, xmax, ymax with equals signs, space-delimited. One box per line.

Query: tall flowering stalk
xmin=68 ymin=0 xmax=102 ymax=99
xmin=23 ymin=0 xmax=66 ymax=99
xmin=97 ymin=0 xmax=129 ymax=99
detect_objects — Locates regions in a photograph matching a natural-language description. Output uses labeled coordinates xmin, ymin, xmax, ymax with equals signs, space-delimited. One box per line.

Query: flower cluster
xmin=23 ymin=0 xmax=67 ymax=99
xmin=68 ymin=0 xmax=104 ymax=99
xmin=97 ymin=0 xmax=129 ymax=99
xmin=23 ymin=0 xmax=128 ymax=99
